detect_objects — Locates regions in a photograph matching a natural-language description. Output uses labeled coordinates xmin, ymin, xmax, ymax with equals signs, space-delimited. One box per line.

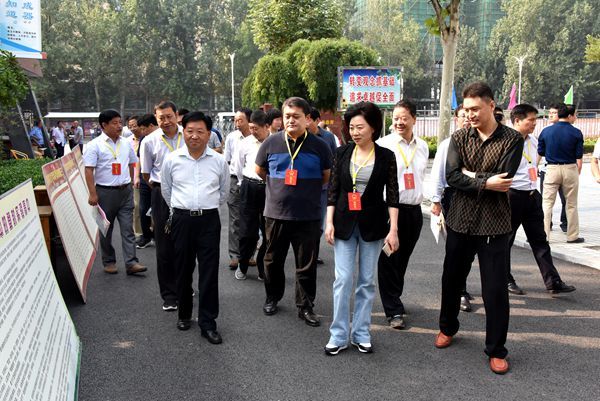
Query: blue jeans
xmin=329 ymin=225 xmax=383 ymax=346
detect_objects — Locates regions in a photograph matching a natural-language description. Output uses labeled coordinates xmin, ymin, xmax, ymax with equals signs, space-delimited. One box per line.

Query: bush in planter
xmin=0 ymin=158 xmax=50 ymax=195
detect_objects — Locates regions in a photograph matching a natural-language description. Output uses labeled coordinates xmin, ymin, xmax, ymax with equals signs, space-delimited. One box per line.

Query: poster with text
xmin=43 ymin=159 xmax=95 ymax=301
xmin=61 ymin=152 xmax=99 ymax=247
xmin=0 ymin=180 xmax=80 ymax=401
xmin=0 ymin=0 xmax=43 ymax=59
xmin=337 ymin=66 xmax=403 ymax=111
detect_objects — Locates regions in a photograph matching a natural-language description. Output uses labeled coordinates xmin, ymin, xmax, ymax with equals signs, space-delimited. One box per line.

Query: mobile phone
xmin=382 ymin=242 xmax=393 ymax=257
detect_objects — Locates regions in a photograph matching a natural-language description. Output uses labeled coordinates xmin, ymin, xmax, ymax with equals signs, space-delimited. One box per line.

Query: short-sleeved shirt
xmin=29 ymin=126 xmax=44 ymax=146
xmin=140 ymin=127 xmax=184 ymax=184
xmin=255 ymin=131 xmax=332 ymax=221
xmin=538 ymin=121 xmax=583 ymax=164
xmin=511 ymin=134 xmax=538 ymax=191
xmin=83 ymin=133 xmax=138 ymax=186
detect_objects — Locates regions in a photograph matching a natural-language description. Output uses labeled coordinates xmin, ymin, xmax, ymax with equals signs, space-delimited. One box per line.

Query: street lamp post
xmin=229 ymin=53 xmax=235 ymax=113
xmin=513 ymin=55 xmax=527 ymax=104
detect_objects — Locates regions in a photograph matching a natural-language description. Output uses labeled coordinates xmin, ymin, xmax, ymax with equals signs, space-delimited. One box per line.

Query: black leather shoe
xmin=316 ymin=258 xmax=324 ymax=265
xmin=298 ymin=307 xmax=320 ymax=327
xmin=460 ymin=296 xmax=472 ymax=312
xmin=263 ymin=299 xmax=278 ymax=316
xmin=567 ymin=237 xmax=585 ymax=244
xmin=177 ymin=319 xmax=191 ymax=331
xmin=463 ymin=291 xmax=474 ymax=301
xmin=548 ymin=281 xmax=576 ymax=294
xmin=560 ymin=225 xmax=568 ymax=233
xmin=508 ymin=281 xmax=524 ymax=295
xmin=201 ymin=329 xmax=222 ymax=344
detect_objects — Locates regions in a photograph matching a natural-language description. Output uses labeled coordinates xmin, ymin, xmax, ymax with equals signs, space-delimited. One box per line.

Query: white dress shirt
xmin=428 ymin=137 xmax=450 ymax=203
xmin=224 ymin=130 xmax=246 ymax=175
xmin=511 ymin=134 xmax=538 ymax=191
xmin=161 ymin=146 xmax=229 ymax=210
xmin=52 ymin=127 xmax=65 ymax=145
xmin=140 ymin=126 xmax=184 ymax=184
xmin=235 ymin=134 xmax=265 ymax=183
xmin=377 ymin=133 xmax=429 ymax=205
xmin=83 ymin=133 xmax=137 ymax=186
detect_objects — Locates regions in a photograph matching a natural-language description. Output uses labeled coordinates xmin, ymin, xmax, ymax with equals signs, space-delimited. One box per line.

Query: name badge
xmin=404 ymin=173 xmax=415 ymax=190
xmin=112 ymin=163 xmax=122 ymax=176
xmin=285 ymin=169 xmax=298 ymax=186
xmin=348 ymin=192 xmax=362 ymax=211
xmin=528 ymin=166 xmax=538 ymax=182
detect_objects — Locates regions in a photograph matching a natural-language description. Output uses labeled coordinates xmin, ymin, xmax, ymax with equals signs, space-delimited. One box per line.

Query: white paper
xmin=430 ymin=212 xmax=447 ymax=244
xmin=92 ymin=205 xmax=111 ymax=237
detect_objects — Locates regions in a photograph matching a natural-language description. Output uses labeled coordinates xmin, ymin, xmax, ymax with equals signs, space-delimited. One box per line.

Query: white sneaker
xmin=351 ymin=341 xmax=373 ymax=353
xmin=324 ymin=343 xmax=348 ymax=356
xmin=234 ymin=267 xmax=246 ymax=280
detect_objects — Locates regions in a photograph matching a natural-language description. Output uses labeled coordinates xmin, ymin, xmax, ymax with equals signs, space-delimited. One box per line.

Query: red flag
xmin=507 ymin=84 xmax=517 ymax=110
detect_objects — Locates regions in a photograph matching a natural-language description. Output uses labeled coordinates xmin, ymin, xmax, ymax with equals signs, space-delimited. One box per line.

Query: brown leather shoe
xmin=489 ymin=357 xmax=509 ymax=374
xmin=126 ymin=263 xmax=147 ymax=275
xmin=248 ymin=258 xmax=257 ymax=267
xmin=434 ymin=332 xmax=452 ymax=349
xmin=104 ymin=264 xmax=118 ymax=274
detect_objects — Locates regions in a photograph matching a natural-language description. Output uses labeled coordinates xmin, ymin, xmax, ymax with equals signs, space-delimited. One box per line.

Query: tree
xmin=242 ymin=55 xmax=298 ymax=107
xmin=0 ymin=50 xmax=29 ymax=108
xmin=427 ymin=0 xmax=461 ymax=142
xmin=359 ymin=0 xmax=432 ymax=100
xmin=247 ymin=0 xmax=345 ymax=53
xmin=585 ymin=35 xmax=600 ymax=63
xmin=453 ymin=26 xmax=486 ymax=100
xmin=488 ymin=0 xmax=600 ymax=107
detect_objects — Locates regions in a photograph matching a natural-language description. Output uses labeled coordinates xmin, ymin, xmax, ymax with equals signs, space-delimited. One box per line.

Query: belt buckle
xmin=190 ymin=210 xmax=201 ymax=216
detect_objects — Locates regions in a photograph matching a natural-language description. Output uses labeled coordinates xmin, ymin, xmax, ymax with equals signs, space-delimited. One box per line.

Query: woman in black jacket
xmin=324 ymin=102 xmax=399 ymax=355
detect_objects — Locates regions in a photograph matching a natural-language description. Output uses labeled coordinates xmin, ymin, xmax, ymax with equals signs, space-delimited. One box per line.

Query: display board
xmin=0 ymin=0 xmax=43 ymax=59
xmin=337 ymin=66 xmax=403 ymax=111
xmin=0 ymin=180 xmax=80 ymax=401
xmin=42 ymin=160 xmax=95 ymax=301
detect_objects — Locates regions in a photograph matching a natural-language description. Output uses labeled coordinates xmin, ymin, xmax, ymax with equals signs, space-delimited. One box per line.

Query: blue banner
xmin=337 ymin=67 xmax=403 ymax=110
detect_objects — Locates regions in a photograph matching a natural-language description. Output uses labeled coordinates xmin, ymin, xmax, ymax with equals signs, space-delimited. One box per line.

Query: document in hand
xmin=430 ymin=212 xmax=447 ymax=244
xmin=92 ymin=205 xmax=110 ymax=237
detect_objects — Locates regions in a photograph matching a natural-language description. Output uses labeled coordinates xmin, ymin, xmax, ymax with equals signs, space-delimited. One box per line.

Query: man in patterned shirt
xmin=434 ymin=82 xmax=524 ymax=375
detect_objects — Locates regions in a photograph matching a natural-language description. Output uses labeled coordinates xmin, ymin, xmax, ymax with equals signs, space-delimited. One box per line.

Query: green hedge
xmin=0 ymin=158 xmax=50 ymax=196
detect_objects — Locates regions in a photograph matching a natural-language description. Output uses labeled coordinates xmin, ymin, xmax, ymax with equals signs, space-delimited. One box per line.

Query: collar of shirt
xmin=178 ymin=145 xmax=211 ymax=161
xmin=398 ymin=134 xmax=417 ymax=145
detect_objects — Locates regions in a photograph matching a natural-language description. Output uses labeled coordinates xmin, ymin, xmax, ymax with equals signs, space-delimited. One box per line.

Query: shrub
xmin=0 ymin=158 xmax=50 ymax=196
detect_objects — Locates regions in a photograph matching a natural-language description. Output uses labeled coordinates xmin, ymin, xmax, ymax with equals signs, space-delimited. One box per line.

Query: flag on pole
xmin=451 ymin=86 xmax=458 ymax=110
xmin=507 ymin=83 xmax=517 ymax=110
xmin=564 ymin=85 xmax=574 ymax=105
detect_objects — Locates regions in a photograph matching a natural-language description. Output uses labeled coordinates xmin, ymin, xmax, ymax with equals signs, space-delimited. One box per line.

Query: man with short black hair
xmin=436 ymin=82 xmax=523 ymax=375
xmin=224 ymin=108 xmax=252 ymax=269
xmin=538 ymin=103 xmax=584 ymax=243
xmin=83 ymin=109 xmax=146 ymax=276
xmin=161 ymin=111 xmax=229 ymax=344
xmin=505 ymin=104 xmax=575 ymax=295
xmin=255 ymin=97 xmax=332 ymax=326
xmin=140 ymin=101 xmax=184 ymax=311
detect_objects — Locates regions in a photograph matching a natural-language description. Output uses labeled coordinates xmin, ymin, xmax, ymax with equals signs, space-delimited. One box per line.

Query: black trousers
xmin=151 ymin=185 xmax=177 ymax=302
xmin=138 ymin=180 xmax=153 ymax=241
xmin=238 ymin=179 xmax=266 ymax=277
xmin=171 ymin=210 xmax=220 ymax=330
xmin=55 ymin=142 xmax=64 ymax=158
xmin=507 ymin=189 xmax=561 ymax=288
xmin=378 ymin=204 xmax=423 ymax=317
xmin=539 ymin=170 xmax=567 ymax=228
xmin=440 ymin=227 xmax=510 ymax=359
xmin=263 ymin=218 xmax=320 ymax=308
xmin=442 ymin=187 xmax=474 ymax=296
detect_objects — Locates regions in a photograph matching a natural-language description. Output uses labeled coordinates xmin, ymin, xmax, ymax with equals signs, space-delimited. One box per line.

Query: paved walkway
xmin=423 ymin=160 xmax=600 ymax=271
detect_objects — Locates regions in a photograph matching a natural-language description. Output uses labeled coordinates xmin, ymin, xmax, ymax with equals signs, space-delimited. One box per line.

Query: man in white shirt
xmin=83 ymin=109 xmax=146 ymax=275
xmin=72 ymin=120 xmax=84 ymax=152
xmin=376 ymin=100 xmax=429 ymax=329
xmin=140 ymin=101 xmax=184 ymax=311
xmin=223 ymin=108 xmax=252 ymax=269
xmin=592 ymin=140 xmax=600 ymax=183
xmin=506 ymin=104 xmax=575 ymax=295
xmin=161 ymin=111 xmax=229 ymax=345
xmin=52 ymin=121 xmax=66 ymax=158
xmin=233 ymin=110 xmax=270 ymax=281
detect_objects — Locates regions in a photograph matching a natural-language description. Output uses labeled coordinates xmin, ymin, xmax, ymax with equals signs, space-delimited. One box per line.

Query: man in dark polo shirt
xmin=435 ymin=82 xmax=524 ymax=375
xmin=538 ymin=104 xmax=584 ymax=243
xmin=255 ymin=97 xmax=332 ymax=326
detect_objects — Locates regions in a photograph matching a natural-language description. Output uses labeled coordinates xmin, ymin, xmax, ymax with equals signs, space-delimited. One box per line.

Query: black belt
xmin=243 ymin=176 xmax=265 ymax=185
xmin=398 ymin=203 xmax=421 ymax=209
xmin=509 ymin=188 xmax=536 ymax=196
xmin=230 ymin=174 xmax=238 ymax=179
xmin=96 ymin=183 xmax=130 ymax=190
xmin=547 ymin=162 xmax=575 ymax=165
xmin=173 ymin=208 xmax=218 ymax=217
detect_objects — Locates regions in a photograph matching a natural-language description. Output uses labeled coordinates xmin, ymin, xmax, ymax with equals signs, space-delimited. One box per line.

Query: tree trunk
xmin=437 ymin=35 xmax=458 ymax=143
xmin=93 ymin=78 xmax=101 ymax=111
xmin=120 ymin=91 xmax=125 ymax=118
